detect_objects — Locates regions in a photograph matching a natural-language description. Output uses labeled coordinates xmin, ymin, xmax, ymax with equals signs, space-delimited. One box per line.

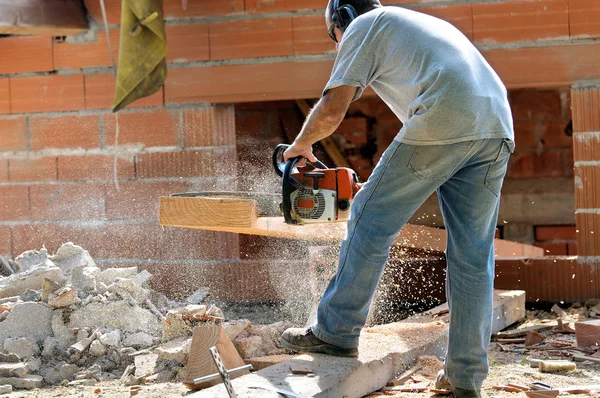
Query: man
xmin=280 ymin=0 xmax=514 ymax=397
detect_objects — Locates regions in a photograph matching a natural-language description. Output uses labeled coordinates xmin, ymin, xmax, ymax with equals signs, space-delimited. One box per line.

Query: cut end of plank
xmin=160 ymin=196 xmax=259 ymax=229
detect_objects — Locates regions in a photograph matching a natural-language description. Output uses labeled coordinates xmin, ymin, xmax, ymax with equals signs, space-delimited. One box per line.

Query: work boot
xmin=435 ymin=370 xmax=481 ymax=398
xmin=280 ymin=327 xmax=358 ymax=357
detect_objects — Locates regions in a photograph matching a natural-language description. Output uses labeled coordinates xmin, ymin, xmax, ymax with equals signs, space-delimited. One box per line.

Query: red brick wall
xmin=1 ymin=0 xmax=598 ymax=299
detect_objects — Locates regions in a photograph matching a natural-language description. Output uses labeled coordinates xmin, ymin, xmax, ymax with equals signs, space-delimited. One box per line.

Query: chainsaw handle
xmin=272 ymin=144 xmax=327 ymax=177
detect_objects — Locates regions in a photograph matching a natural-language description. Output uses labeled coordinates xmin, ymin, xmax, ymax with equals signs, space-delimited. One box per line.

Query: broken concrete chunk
xmin=223 ymin=319 xmax=251 ymax=341
xmin=4 ymin=337 xmax=40 ymax=360
xmin=49 ymin=287 xmax=77 ymax=309
xmin=0 ymin=302 xmax=54 ymax=343
xmin=107 ymin=278 xmax=150 ymax=305
xmin=0 ymin=385 xmax=12 ymax=394
xmin=99 ymin=330 xmax=121 ymax=347
xmin=69 ymin=337 xmax=94 ymax=357
xmin=173 ymin=304 xmax=207 ymax=317
xmin=89 ymin=340 xmax=106 ymax=357
xmin=0 ymin=375 xmax=43 ymax=389
xmin=52 ymin=310 xmax=76 ymax=348
xmin=20 ymin=289 xmax=41 ymax=302
xmin=58 ymin=364 xmax=79 ymax=381
xmin=154 ymin=337 xmax=191 ymax=364
xmin=15 ymin=248 xmax=53 ymax=272
xmin=124 ymin=332 xmax=156 ymax=349
xmin=41 ymin=278 xmax=61 ymax=302
xmin=96 ymin=267 xmax=138 ymax=286
xmin=0 ymin=363 xmax=28 ymax=378
xmin=42 ymin=337 xmax=59 ymax=359
xmin=0 ymin=267 xmax=64 ymax=299
xmin=0 ymin=311 xmax=8 ymax=321
xmin=0 ymin=353 xmax=20 ymax=363
xmin=134 ymin=353 xmax=160 ymax=378
xmin=48 ymin=243 xmax=96 ymax=275
xmin=25 ymin=357 xmax=42 ymax=373
xmin=70 ymin=265 xmax=100 ymax=293
xmin=131 ymin=270 xmax=152 ymax=288
xmin=206 ymin=304 xmax=224 ymax=319
xmin=186 ymin=287 xmax=210 ymax=305
xmin=234 ymin=335 xmax=264 ymax=360
xmin=68 ymin=301 xmax=161 ymax=336
xmin=68 ymin=379 xmax=97 ymax=386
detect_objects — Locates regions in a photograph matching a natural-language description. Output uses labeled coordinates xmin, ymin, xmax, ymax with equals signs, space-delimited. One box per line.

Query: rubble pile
xmin=0 ymin=243 xmax=289 ymax=392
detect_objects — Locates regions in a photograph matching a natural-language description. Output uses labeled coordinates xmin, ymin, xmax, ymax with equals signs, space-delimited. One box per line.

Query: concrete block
xmin=49 ymin=242 xmax=96 ymax=275
xmin=15 ymin=248 xmax=53 ymax=272
xmin=123 ymin=332 xmax=155 ymax=349
xmin=0 ymin=267 xmax=64 ymax=299
xmin=96 ymin=267 xmax=138 ymax=286
xmin=68 ymin=301 xmax=161 ymax=336
xmin=0 ymin=385 xmax=12 ymax=394
xmin=0 ymin=375 xmax=43 ymax=389
xmin=70 ymin=265 xmax=99 ymax=293
xmin=0 ymin=302 xmax=53 ymax=343
xmin=0 ymin=363 xmax=28 ymax=378
xmin=4 ymin=337 xmax=39 ymax=359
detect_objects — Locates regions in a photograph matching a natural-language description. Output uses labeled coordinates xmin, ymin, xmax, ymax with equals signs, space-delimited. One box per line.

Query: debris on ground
xmin=0 ymin=243 xmax=290 ymax=394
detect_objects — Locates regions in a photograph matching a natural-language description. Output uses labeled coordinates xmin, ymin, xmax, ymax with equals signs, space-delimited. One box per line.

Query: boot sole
xmin=280 ymin=338 xmax=358 ymax=357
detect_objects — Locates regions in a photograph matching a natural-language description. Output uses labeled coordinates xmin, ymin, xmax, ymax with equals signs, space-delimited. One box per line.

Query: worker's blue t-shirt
xmin=324 ymin=6 xmax=514 ymax=149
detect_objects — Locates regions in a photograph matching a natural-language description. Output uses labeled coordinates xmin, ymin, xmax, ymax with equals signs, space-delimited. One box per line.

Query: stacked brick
xmin=535 ymin=225 xmax=577 ymax=255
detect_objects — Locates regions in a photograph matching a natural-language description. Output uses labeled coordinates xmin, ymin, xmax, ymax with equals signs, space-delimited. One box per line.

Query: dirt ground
xmin=4 ymin=306 xmax=599 ymax=398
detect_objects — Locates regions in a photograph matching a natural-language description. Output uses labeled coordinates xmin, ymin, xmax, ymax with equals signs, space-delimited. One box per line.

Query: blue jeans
xmin=312 ymin=138 xmax=512 ymax=391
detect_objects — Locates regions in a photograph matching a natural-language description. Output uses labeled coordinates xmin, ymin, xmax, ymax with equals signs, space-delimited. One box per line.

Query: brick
xmin=535 ymin=225 xmax=577 ymax=241
xmin=166 ymin=24 xmax=209 ymax=63
xmin=575 ymin=165 xmax=600 ymax=209
xmin=58 ymin=154 xmax=135 ymax=181
xmin=418 ymin=4 xmax=473 ymax=40
xmin=30 ymin=115 xmax=100 ymax=151
xmin=30 ymin=184 xmax=105 ymax=221
xmin=182 ymin=106 xmax=235 ymax=147
xmin=576 ymin=212 xmax=600 ymax=257
xmin=0 ymin=186 xmax=29 ymax=221
xmin=10 ymin=75 xmax=85 ymax=114
xmin=568 ymin=241 xmax=578 ymax=255
xmin=571 ymin=85 xmax=600 ymax=133
xmin=540 ymin=120 xmax=573 ymax=148
xmin=473 ymin=0 xmax=569 ymax=44
xmin=0 ymin=160 xmax=7 ymax=182
xmin=163 ymin=0 xmax=244 ymax=19
xmin=0 ymin=117 xmax=27 ymax=152
xmin=8 ymin=157 xmax=57 ymax=182
xmin=483 ymin=43 xmax=600 ymax=88
xmin=105 ymin=180 xmax=187 ymax=220
xmin=85 ymin=74 xmax=163 ymax=110
xmin=235 ymin=111 xmax=281 ymax=140
xmin=210 ymin=17 xmax=294 ymax=60
xmin=0 ymin=36 xmax=53 ymax=75
xmin=510 ymin=89 xmax=563 ymax=120
xmin=12 ymin=221 xmax=239 ymax=261
xmin=292 ymin=15 xmax=336 ymax=56
xmin=245 ymin=0 xmax=323 ymax=13
xmin=0 ymin=79 xmax=9 ymax=114
xmin=54 ymin=30 xmax=120 ymax=70
xmin=0 ymin=226 xmax=11 ymax=256
xmin=136 ymin=148 xmax=236 ymax=178
xmin=83 ymin=0 xmax=121 ymax=24
xmin=104 ymin=109 xmax=179 ymax=148
xmin=570 ymin=0 xmax=600 ymax=38
xmin=239 ymin=235 xmax=310 ymax=260
xmin=565 ymin=149 xmax=574 ymax=177
xmin=166 ymin=60 xmax=332 ymax=104
xmin=513 ymin=121 xmax=539 ymax=149
xmin=573 ymin=132 xmax=600 ymax=162
xmin=507 ymin=150 xmax=565 ymax=178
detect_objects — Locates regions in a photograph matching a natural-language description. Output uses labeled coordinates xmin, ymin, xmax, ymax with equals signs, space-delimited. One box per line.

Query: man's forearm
xmin=295 ymin=98 xmax=345 ymax=146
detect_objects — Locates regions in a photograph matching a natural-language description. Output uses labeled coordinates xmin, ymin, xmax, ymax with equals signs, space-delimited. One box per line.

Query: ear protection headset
xmin=331 ymin=0 xmax=358 ymax=32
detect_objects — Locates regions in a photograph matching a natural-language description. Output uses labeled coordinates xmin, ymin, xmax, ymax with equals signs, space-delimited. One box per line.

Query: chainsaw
xmin=272 ymin=144 xmax=362 ymax=225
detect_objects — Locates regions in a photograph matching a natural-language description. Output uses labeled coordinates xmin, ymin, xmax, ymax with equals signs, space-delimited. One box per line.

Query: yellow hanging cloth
xmin=112 ymin=0 xmax=167 ymax=112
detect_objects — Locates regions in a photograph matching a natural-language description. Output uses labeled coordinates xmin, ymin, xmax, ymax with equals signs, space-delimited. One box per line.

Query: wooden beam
xmin=0 ymin=0 xmax=88 ymax=36
xmin=190 ymin=290 xmax=525 ymax=398
xmin=159 ymin=195 xmax=543 ymax=257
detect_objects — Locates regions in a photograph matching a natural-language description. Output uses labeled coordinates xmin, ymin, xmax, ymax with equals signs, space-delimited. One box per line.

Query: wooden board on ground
xmin=159 ymin=195 xmax=543 ymax=257
xmin=190 ymin=290 xmax=525 ymax=398
xmin=184 ymin=325 xmax=249 ymax=390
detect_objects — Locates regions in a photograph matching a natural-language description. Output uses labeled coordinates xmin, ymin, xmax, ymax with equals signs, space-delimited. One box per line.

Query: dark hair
xmin=329 ymin=0 xmax=381 ymax=16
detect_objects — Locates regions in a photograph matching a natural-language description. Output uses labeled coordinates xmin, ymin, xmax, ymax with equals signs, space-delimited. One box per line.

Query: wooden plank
xmin=0 ymin=0 xmax=88 ymax=36
xmin=159 ymin=196 xmax=258 ymax=229
xmin=190 ymin=290 xmax=525 ymax=398
xmin=184 ymin=325 xmax=249 ymax=390
xmin=159 ymin=195 xmax=543 ymax=257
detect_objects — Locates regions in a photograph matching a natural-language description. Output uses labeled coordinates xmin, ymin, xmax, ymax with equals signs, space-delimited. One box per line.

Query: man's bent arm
xmin=284 ymin=85 xmax=356 ymax=162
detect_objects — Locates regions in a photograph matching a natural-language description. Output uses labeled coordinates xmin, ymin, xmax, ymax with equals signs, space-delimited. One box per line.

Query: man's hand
xmin=284 ymin=142 xmax=317 ymax=168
